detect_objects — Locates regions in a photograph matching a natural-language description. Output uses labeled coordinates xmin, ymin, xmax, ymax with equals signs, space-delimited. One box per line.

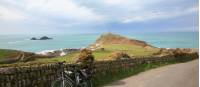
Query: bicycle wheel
xmin=51 ymin=78 xmax=73 ymax=87
xmin=79 ymin=80 xmax=92 ymax=87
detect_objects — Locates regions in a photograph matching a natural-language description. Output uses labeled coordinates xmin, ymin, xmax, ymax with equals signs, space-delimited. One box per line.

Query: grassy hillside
xmin=0 ymin=49 xmax=20 ymax=60
xmin=0 ymin=33 xmax=160 ymax=66
xmin=29 ymin=33 xmax=159 ymax=63
xmin=0 ymin=45 xmax=159 ymax=67
xmin=101 ymin=44 xmax=159 ymax=57
xmin=93 ymin=33 xmax=153 ymax=47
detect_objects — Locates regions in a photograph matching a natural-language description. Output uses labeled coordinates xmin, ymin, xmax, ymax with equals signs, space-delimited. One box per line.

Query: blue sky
xmin=0 ymin=0 xmax=198 ymax=34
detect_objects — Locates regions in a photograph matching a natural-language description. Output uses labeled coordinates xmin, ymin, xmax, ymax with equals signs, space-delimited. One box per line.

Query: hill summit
xmin=90 ymin=33 xmax=154 ymax=49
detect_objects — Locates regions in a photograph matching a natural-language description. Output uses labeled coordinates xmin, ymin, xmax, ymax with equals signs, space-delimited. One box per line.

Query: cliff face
xmin=91 ymin=33 xmax=154 ymax=48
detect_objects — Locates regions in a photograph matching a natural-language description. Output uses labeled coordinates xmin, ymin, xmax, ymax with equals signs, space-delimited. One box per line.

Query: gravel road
xmin=104 ymin=59 xmax=199 ymax=87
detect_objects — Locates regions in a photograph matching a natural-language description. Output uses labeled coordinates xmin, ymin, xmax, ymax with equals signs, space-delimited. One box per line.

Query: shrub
xmin=153 ymin=48 xmax=174 ymax=57
xmin=99 ymin=48 xmax=105 ymax=51
xmin=75 ymin=49 xmax=94 ymax=64
xmin=173 ymin=48 xmax=182 ymax=54
xmin=173 ymin=48 xmax=187 ymax=58
xmin=109 ymin=51 xmax=130 ymax=60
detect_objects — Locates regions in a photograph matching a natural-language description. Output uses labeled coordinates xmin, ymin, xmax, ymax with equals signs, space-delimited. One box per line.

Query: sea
xmin=0 ymin=32 xmax=198 ymax=52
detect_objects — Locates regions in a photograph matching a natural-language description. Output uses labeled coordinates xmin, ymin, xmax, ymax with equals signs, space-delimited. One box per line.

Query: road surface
xmin=104 ymin=59 xmax=199 ymax=87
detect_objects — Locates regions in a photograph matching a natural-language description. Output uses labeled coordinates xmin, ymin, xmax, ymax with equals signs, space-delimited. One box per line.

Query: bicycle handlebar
xmin=57 ymin=61 xmax=65 ymax=65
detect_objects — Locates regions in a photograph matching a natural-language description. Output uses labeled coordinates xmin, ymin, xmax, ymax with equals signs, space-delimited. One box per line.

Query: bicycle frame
xmin=52 ymin=62 xmax=92 ymax=87
xmin=55 ymin=63 xmax=84 ymax=87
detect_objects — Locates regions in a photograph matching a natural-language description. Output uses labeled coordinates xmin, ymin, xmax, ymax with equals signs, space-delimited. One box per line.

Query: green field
xmin=0 ymin=44 xmax=159 ymax=67
xmin=19 ymin=44 xmax=159 ymax=65
xmin=101 ymin=44 xmax=159 ymax=57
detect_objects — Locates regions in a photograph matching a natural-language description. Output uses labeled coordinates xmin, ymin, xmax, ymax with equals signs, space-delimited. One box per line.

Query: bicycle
xmin=51 ymin=62 xmax=93 ymax=87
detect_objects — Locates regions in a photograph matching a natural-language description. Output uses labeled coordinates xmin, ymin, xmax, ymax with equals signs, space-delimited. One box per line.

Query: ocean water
xmin=0 ymin=32 xmax=198 ymax=52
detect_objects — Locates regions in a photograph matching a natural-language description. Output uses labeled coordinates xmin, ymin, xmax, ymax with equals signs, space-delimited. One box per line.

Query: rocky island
xmin=31 ymin=36 xmax=53 ymax=40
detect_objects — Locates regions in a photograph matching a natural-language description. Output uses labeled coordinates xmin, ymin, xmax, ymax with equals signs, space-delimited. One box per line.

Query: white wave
xmin=36 ymin=50 xmax=55 ymax=55
xmin=8 ymin=41 xmax=24 ymax=44
xmin=7 ymin=39 xmax=28 ymax=44
xmin=60 ymin=51 xmax=66 ymax=56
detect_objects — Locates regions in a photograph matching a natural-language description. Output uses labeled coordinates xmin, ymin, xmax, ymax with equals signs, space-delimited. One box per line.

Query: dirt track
xmin=104 ymin=59 xmax=199 ymax=87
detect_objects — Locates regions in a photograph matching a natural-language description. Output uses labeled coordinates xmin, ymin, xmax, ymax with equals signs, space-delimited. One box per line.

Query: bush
xmin=153 ymin=48 xmax=174 ymax=57
xmin=99 ymin=48 xmax=105 ymax=51
xmin=76 ymin=49 xmax=94 ymax=64
xmin=172 ymin=48 xmax=199 ymax=62
xmin=109 ymin=51 xmax=130 ymax=60
xmin=173 ymin=48 xmax=187 ymax=58
xmin=173 ymin=48 xmax=182 ymax=54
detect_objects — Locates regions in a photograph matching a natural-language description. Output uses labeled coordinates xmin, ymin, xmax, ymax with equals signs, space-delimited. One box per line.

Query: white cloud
xmin=0 ymin=0 xmax=198 ymax=34
xmin=100 ymin=0 xmax=164 ymax=10
xmin=102 ymin=0 xmax=130 ymax=6
xmin=122 ymin=6 xmax=198 ymax=23
xmin=0 ymin=0 xmax=104 ymax=22
xmin=1 ymin=0 xmax=197 ymax=23
xmin=23 ymin=0 xmax=104 ymax=21
xmin=0 ymin=5 xmax=27 ymax=21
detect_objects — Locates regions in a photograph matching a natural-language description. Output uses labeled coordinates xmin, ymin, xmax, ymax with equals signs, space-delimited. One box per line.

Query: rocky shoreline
xmin=36 ymin=48 xmax=80 ymax=57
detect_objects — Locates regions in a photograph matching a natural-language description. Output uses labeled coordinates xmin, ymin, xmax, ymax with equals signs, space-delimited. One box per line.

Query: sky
xmin=0 ymin=0 xmax=198 ymax=34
